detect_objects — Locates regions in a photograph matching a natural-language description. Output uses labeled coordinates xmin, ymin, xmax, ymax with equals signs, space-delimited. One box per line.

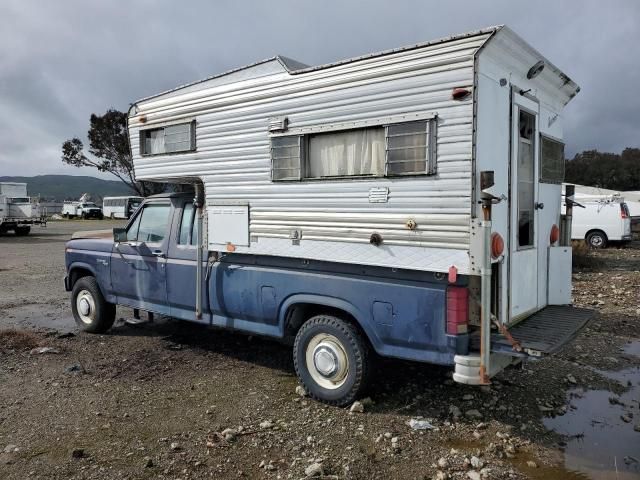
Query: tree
xmin=565 ymin=148 xmax=640 ymax=191
xmin=61 ymin=109 xmax=165 ymax=196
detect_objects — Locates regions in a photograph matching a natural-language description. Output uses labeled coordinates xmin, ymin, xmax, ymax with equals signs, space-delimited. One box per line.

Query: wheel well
xmin=283 ymin=303 xmax=370 ymax=346
xmin=69 ymin=267 xmax=93 ymax=288
xmin=585 ymin=229 xmax=607 ymax=241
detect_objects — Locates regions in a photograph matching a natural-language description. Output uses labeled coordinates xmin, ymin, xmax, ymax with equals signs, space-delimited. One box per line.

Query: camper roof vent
xmin=268 ymin=116 xmax=289 ymax=133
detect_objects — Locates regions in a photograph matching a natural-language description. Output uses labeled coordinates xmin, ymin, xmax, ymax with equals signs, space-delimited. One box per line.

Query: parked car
xmin=571 ymin=198 xmax=632 ymax=248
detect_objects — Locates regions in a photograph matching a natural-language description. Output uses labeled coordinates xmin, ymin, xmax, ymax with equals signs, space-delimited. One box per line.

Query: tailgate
xmin=490 ymin=306 xmax=594 ymax=357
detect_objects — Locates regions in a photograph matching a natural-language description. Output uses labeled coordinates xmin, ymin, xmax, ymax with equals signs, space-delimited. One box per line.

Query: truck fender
xmin=67 ymin=262 xmax=112 ymax=301
xmin=277 ymin=294 xmax=383 ymax=353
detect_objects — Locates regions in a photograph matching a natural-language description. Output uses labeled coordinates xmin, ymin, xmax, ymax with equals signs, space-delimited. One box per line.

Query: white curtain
xmin=148 ymin=129 xmax=165 ymax=154
xmin=308 ymin=128 xmax=385 ymax=177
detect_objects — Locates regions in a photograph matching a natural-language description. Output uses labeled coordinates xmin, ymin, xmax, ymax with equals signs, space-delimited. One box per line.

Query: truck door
xmin=509 ymin=93 xmax=541 ymax=321
xmin=165 ymin=201 xmax=208 ymax=319
xmin=110 ymin=202 xmax=171 ymax=313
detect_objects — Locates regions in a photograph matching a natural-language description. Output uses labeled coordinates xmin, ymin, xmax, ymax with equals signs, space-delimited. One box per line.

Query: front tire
xmin=14 ymin=226 xmax=30 ymax=236
xmin=293 ymin=315 xmax=370 ymax=406
xmin=586 ymin=230 xmax=607 ymax=249
xmin=71 ymin=276 xmax=116 ymax=333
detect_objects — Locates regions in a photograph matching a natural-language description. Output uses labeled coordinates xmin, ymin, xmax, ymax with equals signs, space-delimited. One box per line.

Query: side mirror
xmin=113 ymin=227 xmax=127 ymax=243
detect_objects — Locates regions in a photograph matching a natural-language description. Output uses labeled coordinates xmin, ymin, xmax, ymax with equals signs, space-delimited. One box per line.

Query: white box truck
xmin=0 ymin=182 xmax=46 ymax=236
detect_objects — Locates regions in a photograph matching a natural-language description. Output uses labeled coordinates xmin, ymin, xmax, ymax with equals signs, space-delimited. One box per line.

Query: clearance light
xmin=452 ymin=87 xmax=471 ymax=100
xmin=550 ymin=224 xmax=560 ymax=245
xmin=490 ymin=232 xmax=504 ymax=259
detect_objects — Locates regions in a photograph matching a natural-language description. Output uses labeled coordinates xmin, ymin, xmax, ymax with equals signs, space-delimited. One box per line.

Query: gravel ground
xmin=0 ymin=222 xmax=638 ymax=480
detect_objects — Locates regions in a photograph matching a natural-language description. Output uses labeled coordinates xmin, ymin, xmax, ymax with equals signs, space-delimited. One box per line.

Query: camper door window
xmin=517 ymin=110 xmax=536 ymax=248
xmin=140 ymin=121 xmax=195 ymax=156
xmin=271 ymin=119 xmax=435 ymax=181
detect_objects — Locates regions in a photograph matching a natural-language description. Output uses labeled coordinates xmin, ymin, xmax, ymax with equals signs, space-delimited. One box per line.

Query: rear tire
xmin=293 ymin=315 xmax=370 ymax=406
xmin=71 ymin=276 xmax=116 ymax=333
xmin=14 ymin=226 xmax=30 ymax=236
xmin=586 ymin=230 xmax=607 ymax=249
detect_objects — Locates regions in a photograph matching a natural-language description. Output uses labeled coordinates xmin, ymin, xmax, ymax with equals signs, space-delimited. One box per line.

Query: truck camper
xmin=65 ymin=26 xmax=592 ymax=405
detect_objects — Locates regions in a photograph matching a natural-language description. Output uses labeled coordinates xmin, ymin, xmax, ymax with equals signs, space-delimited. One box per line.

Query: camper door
xmin=509 ymin=93 xmax=543 ymax=321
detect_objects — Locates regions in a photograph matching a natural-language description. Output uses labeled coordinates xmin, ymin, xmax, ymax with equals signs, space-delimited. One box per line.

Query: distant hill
xmin=0 ymin=175 xmax=134 ymax=201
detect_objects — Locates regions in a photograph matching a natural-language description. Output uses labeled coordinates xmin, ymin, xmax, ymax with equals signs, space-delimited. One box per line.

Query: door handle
xmin=151 ymin=250 xmax=166 ymax=258
xmin=535 ymin=202 xmax=544 ymax=210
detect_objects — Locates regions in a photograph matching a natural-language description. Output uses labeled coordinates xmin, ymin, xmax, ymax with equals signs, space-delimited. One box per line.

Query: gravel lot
xmin=0 ymin=221 xmax=638 ymax=480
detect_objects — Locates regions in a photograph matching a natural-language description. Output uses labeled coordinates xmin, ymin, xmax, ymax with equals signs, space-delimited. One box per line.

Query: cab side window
xmin=127 ymin=203 xmax=171 ymax=243
xmin=178 ymin=202 xmax=199 ymax=246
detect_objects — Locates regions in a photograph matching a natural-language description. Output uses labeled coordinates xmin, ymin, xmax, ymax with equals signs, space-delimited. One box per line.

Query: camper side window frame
xmin=270 ymin=119 xmax=436 ymax=182
xmin=539 ymin=134 xmax=565 ymax=184
xmin=140 ymin=120 xmax=196 ymax=156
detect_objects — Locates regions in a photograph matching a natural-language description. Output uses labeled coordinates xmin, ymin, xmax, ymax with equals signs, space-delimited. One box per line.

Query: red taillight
xmin=550 ymin=224 xmax=560 ymax=245
xmin=446 ymin=286 xmax=469 ymax=335
xmin=621 ymin=203 xmax=629 ymax=219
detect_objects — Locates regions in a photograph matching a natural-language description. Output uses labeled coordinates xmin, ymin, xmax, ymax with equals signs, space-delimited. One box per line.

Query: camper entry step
xmin=486 ymin=306 xmax=594 ymax=357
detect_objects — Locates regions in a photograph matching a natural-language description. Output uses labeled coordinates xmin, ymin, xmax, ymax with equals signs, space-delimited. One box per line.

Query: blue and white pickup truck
xmin=64 ymin=192 xmax=591 ymax=405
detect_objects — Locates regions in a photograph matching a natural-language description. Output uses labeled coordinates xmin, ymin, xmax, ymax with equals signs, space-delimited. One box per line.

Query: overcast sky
xmin=1 ymin=0 xmax=638 ymax=179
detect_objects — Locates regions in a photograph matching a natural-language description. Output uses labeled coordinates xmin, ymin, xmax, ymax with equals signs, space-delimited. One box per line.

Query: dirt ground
xmin=0 ymin=221 xmax=639 ymax=480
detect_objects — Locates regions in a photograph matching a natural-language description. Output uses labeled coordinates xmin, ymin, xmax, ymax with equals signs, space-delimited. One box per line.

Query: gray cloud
xmin=1 ymin=0 xmax=638 ymax=177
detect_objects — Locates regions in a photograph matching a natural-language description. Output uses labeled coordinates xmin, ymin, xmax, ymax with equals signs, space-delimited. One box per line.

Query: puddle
xmin=544 ymin=340 xmax=640 ymax=480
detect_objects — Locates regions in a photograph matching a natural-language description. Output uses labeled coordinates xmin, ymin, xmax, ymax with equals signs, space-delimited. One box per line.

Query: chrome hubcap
xmin=79 ymin=298 xmax=90 ymax=316
xmin=75 ymin=290 xmax=96 ymax=325
xmin=306 ymin=334 xmax=349 ymax=390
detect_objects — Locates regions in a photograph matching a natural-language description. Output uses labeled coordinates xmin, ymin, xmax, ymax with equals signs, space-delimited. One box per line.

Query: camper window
xmin=540 ymin=135 xmax=564 ymax=184
xmin=307 ymin=127 xmax=385 ymax=178
xmin=386 ymin=121 xmax=434 ymax=175
xmin=140 ymin=121 xmax=195 ymax=155
xmin=271 ymin=136 xmax=303 ymax=180
xmin=270 ymin=119 xmax=435 ymax=181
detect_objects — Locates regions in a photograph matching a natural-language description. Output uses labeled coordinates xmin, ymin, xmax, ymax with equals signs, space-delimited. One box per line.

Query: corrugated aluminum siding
xmin=130 ymin=32 xmax=494 ymax=272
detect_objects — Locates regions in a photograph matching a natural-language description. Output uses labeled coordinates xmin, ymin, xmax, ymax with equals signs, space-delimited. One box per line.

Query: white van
xmin=571 ymin=198 xmax=632 ymax=248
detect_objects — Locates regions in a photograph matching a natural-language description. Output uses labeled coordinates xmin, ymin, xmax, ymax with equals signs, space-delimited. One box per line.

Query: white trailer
xmin=126 ymin=26 xmax=590 ymax=385
xmin=0 ymin=182 xmax=46 ymax=236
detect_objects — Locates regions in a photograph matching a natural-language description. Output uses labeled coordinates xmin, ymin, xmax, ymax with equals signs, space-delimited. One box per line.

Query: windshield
xmin=10 ymin=197 xmax=30 ymax=203
xmin=81 ymin=203 xmax=97 ymax=207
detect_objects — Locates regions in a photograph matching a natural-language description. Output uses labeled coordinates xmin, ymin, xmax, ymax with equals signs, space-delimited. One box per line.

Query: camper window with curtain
xmin=270 ymin=119 xmax=436 ymax=181
xmin=140 ymin=121 xmax=195 ymax=155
